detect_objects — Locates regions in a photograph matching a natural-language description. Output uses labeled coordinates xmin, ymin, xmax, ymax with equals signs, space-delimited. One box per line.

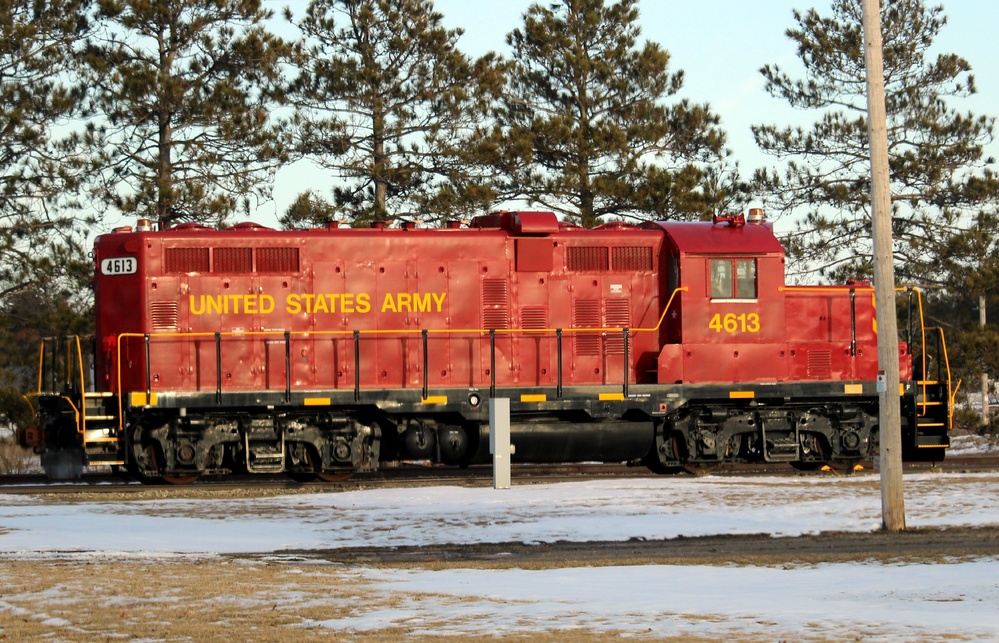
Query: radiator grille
xmin=481 ymin=278 xmax=509 ymax=329
xmin=567 ymin=246 xmax=609 ymax=271
xmin=164 ymin=247 xmax=209 ymax=273
xmin=603 ymin=299 xmax=631 ymax=355
xmin=612 ymin=246 xmax=653 ymax=271
xmin=213 ymin=247 xmax=252 ymax=273
xmin=521 ymin=307 xmax=548 ymax=330
xmin=150 ymin=301 xmax=179 ymax=330
xmin=573 ymin=299 xmax=601 ymax=356
xmin=807 ymin=350 xmax=833 ymax=379
xmin=256 ymin=247 xmax=300 ymax=273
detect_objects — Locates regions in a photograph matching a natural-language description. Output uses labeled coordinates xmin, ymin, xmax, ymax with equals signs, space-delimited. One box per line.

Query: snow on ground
xmin=2 ymin=471 xmax=999 ymax=639
xmin=949 ymin=432 xmax=999 ymax=455
xmin=2 ymin=472 xmax=999 ymax=553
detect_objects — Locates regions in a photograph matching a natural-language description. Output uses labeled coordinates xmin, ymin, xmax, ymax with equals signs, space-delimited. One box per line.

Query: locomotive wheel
xmin=148 ymin=443 xmax=199 ymax=485
xmin=666 ymin=432 xmax=719 ymax=475
xmin=125 ymin=444 xmax=163 ymax=485
xmin=125 ymin=462 xmax=162 ymax=485
xmin=286 ymin=446 xmax=320 ymax=482
xmin=643 ymin=432 xmax=686 ymax=474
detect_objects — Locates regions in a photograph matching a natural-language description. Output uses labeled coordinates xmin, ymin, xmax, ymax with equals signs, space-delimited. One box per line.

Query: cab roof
xmin=651 ymin=220 xmax=785 ymax=256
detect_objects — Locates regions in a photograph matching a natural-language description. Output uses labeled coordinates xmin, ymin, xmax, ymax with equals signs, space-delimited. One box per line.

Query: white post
xmin=489 ymin=397 xmax=511 ymax=489
xmin=981 ymin=295 xmax=989 ymax=424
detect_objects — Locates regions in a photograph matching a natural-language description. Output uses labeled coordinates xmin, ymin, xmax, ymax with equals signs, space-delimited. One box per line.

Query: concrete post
xmin=490 ymin=397 xmax=511 ymax=489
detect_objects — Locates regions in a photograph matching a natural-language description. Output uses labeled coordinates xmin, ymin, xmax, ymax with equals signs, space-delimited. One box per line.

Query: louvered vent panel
xmin=566 ymin=246 xmax=609 ymax=271
xmin=604 ymin=299 xmax=631 ymax=355
xmin=213 ymin=247 xmax=252 ymax=273
xmin=256 ymin=247 xmax=300 ymax=273
xmin=807 ymin=351 xmax=833 ymax=379
xmin=164 ymin=247 xmax=209 ymax=273
xmin=521 ymin=307 xmax=547 ymax=330
xmin=150 ymin=301 xmax=179 ymax=331
xmin=481 ymin=278 xmax=509 ymax=329
xmin=573 ymin=299 xmax=601 ymax=356
xmin=612 ymin=246 xmax=653 ymax=271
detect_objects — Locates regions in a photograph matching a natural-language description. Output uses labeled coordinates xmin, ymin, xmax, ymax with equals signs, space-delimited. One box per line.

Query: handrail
xmin=21 ymin=393 xmax=37 ymax=418
xmin=61 ymin=395 xmax=81 ymax=435
xmin=33 ymin=336 xmax=95 ymax=446
xmin=74 ymin=336 xmax=87 ymax=439
xmin=111 ymin=288 xmax=690 ymax=430
xmin=901 ymin=286 xmax=930 ymax=396
xmin=898 ymin=286 xmax=954 ymax=424
xmin=35 ymin=341 xmax=44 ymax=394
xmin=780 ymin=285 xmax=875 ymax=293
xmin=935 ymin=325 xmax=956 ymax=429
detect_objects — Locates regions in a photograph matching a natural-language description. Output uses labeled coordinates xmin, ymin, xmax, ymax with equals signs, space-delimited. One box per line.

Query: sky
xmin=1 ymin=434 xmax=998 ymax=639
xmin=270 ymin=0 xmax=999 ymax=231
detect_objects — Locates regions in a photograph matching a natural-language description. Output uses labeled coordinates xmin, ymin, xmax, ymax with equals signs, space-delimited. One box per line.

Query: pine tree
xmin=81 ymin=0 xmax=294 ymax=227
xmin=0 ymin=0 xmax=92 ymax=289
xmin=932 ymin=210 xmax=999 ymax=417
xmin=495 ymin=0 xmax=727 ymax=228
xmin=0 ymin=239 xmax=93 ymax=421
xmin=286 ymin=0 xmax=503 ymax=226
xmin=754 ymin=0 xmax=998 ymax=282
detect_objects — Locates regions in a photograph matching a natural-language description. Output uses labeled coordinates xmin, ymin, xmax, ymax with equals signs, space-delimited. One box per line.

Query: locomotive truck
xmin=18 ymin=209 xmax=953 ymax=482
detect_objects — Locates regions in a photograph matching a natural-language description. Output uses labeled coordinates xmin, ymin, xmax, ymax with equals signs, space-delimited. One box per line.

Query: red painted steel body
xmin=95 ymin=213 xmax=666 ymax=396
xmin=93 ymin=212 xmax=903 ymax=396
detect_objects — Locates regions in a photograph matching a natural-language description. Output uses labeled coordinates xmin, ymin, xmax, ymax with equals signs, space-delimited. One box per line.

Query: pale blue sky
xmin=270 ymin=0 xmax=999 ymax=226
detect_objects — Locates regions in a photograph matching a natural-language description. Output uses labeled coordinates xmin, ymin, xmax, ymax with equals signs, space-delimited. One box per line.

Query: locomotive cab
xmin=654 ymin=212 xmax=790 ymax=384
xmin=641 ymin=210 xmax=952 ymax=469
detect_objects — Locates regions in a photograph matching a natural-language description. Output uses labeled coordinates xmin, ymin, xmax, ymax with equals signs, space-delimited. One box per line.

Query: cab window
xmin=710 ymin=258 xmax=757 ymax=299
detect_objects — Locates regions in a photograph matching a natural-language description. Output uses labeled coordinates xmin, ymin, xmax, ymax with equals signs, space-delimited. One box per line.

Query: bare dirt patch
xmin=271 ymin=524 xmax=999 ymax=569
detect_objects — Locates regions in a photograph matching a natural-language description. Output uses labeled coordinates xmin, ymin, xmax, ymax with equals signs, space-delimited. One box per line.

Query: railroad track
xmin=0 ymin=454 xmax=996 ymax=495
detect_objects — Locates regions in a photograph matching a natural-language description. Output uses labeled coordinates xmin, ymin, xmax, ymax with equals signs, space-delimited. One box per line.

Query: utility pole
xmin=862 ymin=0 xmax=905 ymax=531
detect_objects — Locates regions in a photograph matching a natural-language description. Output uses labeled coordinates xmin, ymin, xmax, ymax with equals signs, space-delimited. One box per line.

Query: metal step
xmin=245 ymin=435 xmax=286 ymax=473
xmin=916 ymin=434 xmax=950 ymax=447
xmin=764 ymin=439 xmax=799 ymax=462
xmin=86 ymin=452 xmax=125 ymax=466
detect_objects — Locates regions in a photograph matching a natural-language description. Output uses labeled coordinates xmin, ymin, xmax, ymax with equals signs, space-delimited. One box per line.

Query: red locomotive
xmin=19 ymin=209 xmax=953 ymax=481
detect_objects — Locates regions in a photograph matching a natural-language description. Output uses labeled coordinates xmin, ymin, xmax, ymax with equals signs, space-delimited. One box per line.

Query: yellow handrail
xmin=35 ymin=341 xmax=44 ymax=394
xmin=936 ymin=325 xmax=956 ymax=430
xmin=898 ymin=286 xmax=954 ymax=426
xmin=111 ymin=288 xmax=690 ymax=430
xmin=74 ymin=337 xmax=87 ymax=439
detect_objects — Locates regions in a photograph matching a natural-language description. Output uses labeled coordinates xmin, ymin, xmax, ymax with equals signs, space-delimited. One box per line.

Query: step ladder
xmin=81 ymin=392 xmax=124 ymax=466
xmin=913 ymin=379 xmax=951 ymax=453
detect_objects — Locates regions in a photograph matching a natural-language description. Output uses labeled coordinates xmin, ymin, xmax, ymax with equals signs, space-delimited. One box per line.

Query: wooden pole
xmin=862 ymin=0 xmax=905 ymax=531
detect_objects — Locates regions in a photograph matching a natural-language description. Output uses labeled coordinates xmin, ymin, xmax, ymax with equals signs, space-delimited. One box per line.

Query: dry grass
xmin=0 ymin=558 xmax=709 ymax=642
xmin=0 ymin=436 xmax=37 ymax=475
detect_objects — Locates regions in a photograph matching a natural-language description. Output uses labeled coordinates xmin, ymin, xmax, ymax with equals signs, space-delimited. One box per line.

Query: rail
xmin=104 ymin=288 xmax=690 ymax=432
